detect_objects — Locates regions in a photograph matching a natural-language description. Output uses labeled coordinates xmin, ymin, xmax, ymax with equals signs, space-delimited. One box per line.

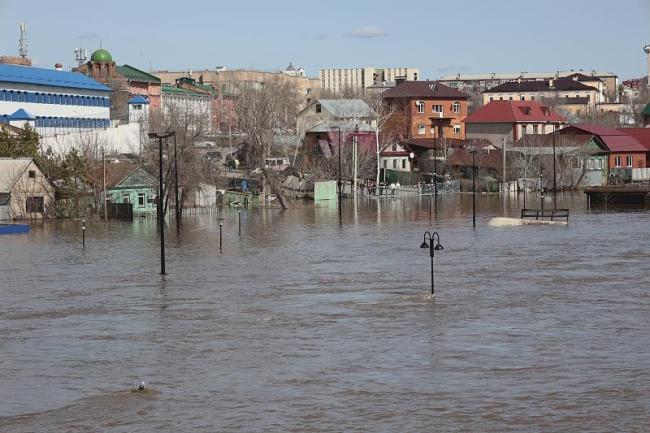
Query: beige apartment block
xmin=319 ymin=67 xmax=419 ymax=93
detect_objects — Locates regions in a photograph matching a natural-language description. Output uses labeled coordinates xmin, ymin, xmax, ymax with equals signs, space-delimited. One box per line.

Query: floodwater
xmin=1 ymin=193 xmax=649 ymax=432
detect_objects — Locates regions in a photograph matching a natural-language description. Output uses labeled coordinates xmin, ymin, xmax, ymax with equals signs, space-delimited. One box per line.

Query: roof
xmin=90 ymin=49 xmax=112 ymax=62
xmin=615 ymin=128 xmax=650 ymax=151
xmin=0 ymin=63 xmax=110 ymax=92
xmin=383 ymin=80 xmax=468 ymax=99
xmin=465 ymin=101 xmax=565 ymax=124
xmin=128 ymin=95 xmax=149 ymax=105
xmin=513 ymin=134 xmax=607 ymax=153
xmin=446 ymin=148 xmax=504 ymax=171
xmin=8 ymin=108 xmax=35 ymax=120
xmin=162 ymin=85 xmax=209 ymax=97
xmin=99 ymin=163 xmax=155 ymax=189
xmin=116 ymin=64 xmax=161 ymax=84
xmin=560 ymin=125 xmax=647 ymax=152
xmin=439 ymin=70 xmax=617 ymax=81
xmin=315 ymin=99 xmax=376 ymax=118
xmin=0 ymin=157 xmax=33 ymax=193
xmin=484 ymin=78 xmax=597 ymax=93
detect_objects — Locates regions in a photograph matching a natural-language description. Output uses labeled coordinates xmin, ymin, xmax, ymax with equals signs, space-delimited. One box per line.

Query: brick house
xmin=382 ymin=80 xmax=469 ymax=141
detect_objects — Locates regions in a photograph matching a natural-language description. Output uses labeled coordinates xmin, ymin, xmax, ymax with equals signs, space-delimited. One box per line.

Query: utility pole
xmin=502 ymin=137 xmax=507 ymax=194
xmin=102 ymin=149 xmax=107 ymax=221
xmin=353 ymin=124 xmax=358 ymax=201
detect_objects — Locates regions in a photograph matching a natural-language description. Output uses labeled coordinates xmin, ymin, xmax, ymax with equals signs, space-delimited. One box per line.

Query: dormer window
xmin=315 ymin=103 xmax=322 ymax=113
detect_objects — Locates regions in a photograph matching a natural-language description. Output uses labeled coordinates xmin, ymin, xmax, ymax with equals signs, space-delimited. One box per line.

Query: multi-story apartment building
xmin=319 ymin=67 xmax=419 ymax=93
xmin=382 ymin=80 xmax=469 ymax=140
xmin=440 ymin=70 xmax=618 ymax=102
xmin=482 ymin=76 xmax=602 ymax=106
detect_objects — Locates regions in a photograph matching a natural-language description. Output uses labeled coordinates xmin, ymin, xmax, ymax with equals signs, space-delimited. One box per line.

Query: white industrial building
xmin=0 ymin=63 xmax=147 ymax=154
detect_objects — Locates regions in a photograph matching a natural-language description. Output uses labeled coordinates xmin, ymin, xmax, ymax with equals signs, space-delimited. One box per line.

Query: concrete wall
xmin=40 ymin=122 xmax=144 ymax=155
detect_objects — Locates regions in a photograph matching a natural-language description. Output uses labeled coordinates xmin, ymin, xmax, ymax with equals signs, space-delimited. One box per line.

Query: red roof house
xmin=465 ymin=100 xmax=566 ymax=146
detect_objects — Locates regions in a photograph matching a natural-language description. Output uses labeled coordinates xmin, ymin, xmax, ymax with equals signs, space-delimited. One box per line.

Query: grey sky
xmin=0 ymin=0 xmax=648 ymax=79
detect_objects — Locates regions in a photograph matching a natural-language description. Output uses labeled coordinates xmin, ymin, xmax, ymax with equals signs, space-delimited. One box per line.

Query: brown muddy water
xmin=1 ymin=193 xmax=649 ymax=432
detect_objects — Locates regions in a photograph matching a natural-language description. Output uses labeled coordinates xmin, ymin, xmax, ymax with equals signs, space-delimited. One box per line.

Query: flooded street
xmin=1 ymin=194 xmax=650 ymax=432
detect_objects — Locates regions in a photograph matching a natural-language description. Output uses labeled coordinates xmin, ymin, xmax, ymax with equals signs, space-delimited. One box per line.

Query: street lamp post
xmin=469 ymin=147 xmax=478 ymax=227
xmin=337 ymin=126 xmax=342 ymax=224
xmin=148 ymin=130 xmax=175 ymax=275
xmin=420 ymin=231 xmax=444 ymax=295
xmin=546 ymin=121 xmax=558 ymax=209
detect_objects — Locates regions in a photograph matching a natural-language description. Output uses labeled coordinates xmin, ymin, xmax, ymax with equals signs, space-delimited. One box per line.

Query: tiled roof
xmin=615 ymin=128 xmax=650 ymax=151
xmin=116 ymin=65 xmax=161 ymax=84
xmin=0 ymin=64 xmax=110 ymax=92
xmin=465 ymin=101 xmax=565 ymax=123
xmin=382 ymin=81 xmax=468 ymax=99
xmin=561 ymin=125 xmax=647 ymax=152
xmin=484 ymin=78 xmax=597 ymax=93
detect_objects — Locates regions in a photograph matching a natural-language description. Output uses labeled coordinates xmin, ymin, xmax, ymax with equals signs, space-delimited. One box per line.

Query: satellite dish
xmin=409 ymin=152 xmax=415 ymax=159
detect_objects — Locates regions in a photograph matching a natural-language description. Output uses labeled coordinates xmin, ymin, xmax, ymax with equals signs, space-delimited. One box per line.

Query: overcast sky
xmin=1 ymin=0 xmax=649 ymax=80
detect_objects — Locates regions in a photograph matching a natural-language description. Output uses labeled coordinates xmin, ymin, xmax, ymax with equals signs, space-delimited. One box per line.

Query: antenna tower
xmin=18 ymin=22 xmax=28 ymax=58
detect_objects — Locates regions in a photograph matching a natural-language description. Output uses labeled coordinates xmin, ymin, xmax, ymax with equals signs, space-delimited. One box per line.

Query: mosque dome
xmin=90 ymin=48 xmax=113 ymax=62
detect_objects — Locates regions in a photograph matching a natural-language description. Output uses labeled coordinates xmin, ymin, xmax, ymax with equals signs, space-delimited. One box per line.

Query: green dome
xmin=90 ymin=48 xmax=112 ymax=62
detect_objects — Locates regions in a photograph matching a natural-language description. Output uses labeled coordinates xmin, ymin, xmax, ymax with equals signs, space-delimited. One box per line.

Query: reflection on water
xmin=1 ymin=193 xmax=650 ymax=432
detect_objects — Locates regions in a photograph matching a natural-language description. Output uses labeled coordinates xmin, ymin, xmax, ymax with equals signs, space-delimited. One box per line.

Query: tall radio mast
xmin=18 ymin=22 xmax=28 ymax=59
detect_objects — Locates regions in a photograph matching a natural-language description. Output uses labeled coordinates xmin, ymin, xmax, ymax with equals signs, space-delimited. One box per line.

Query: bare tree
xmin=235 ymin=78 xmax=298 ymax=209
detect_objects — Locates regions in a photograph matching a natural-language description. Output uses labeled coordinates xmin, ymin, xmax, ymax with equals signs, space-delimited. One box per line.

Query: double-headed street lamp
xmin=420 ymin=231 xmax=444 ymax=295
xmin=148 ymin=130 xmax=175 ymax=275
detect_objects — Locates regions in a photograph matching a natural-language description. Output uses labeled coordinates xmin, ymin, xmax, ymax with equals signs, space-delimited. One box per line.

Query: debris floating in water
xmin=135 ymin=380 xmax=146 ymax=392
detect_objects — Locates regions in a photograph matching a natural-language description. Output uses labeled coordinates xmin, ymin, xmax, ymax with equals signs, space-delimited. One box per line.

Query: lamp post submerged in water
xmin=420 ymin=231 xmax=444 ymax=295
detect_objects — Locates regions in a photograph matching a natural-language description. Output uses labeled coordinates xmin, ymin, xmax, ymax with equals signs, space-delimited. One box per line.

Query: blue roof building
xmin=0 ymin=64 xmax=111 ymax=134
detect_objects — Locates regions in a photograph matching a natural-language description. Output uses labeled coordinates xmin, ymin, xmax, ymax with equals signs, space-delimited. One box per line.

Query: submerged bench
xmin=520 ymin=208 xmax=570 ymax=222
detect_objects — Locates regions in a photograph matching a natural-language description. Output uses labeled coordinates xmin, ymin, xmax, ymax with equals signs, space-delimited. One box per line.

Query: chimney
xmin=55 ymin=63 xmax=63 ymax=71
xmin=549 ymin=78 xmax=554 ymax=88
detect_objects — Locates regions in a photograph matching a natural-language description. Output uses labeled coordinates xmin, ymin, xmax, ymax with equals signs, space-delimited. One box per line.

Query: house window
xmin=392 ymin=159 xmax=397 ymax=169
xmin=383 ymin=160 xmax=387 ymax=168
xmin=26 ymin=196 xmax=44 ymax=213
xmin=489 ymin=97 xmax=494 ymax=102
xmin=433 ymin=105 xmax=443 ymax=113
xmin=520 ymin=96 xmax=526 ymax=101
xmin=499 ymin=97 xmax=504 ymax=100
xmin=614 ymin=156 xmax=621 ymax=167
xmin=138 ymin=193 xmax=146 ymax=206
xmin=417 ymin=124 xmax=426 ymax=135
xmin=315 ymin=103 xmax=322 ymax=113
xmin=28 ymin=170 xmax=36 ymax=178
xmin=509 ymin=96 xmax=513 ymax=101
xmin=453 ymin=125 xmax=461 ymax=134
xmin=627 ymin=156 xmax=633 ymax=167
xmin=416 ymin=101 xmax=425 ymax=113
xmin=402 ymin=158 xmax=406 ymax=169
xmin=452 ymin=102 xmax=461 ymax=113
xmin=122 ymin=194 xmax=130 ymax=204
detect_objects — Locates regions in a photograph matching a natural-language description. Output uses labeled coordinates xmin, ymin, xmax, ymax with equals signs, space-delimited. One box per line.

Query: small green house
xmin=105 ymin=163 xmax=157 ymax=216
